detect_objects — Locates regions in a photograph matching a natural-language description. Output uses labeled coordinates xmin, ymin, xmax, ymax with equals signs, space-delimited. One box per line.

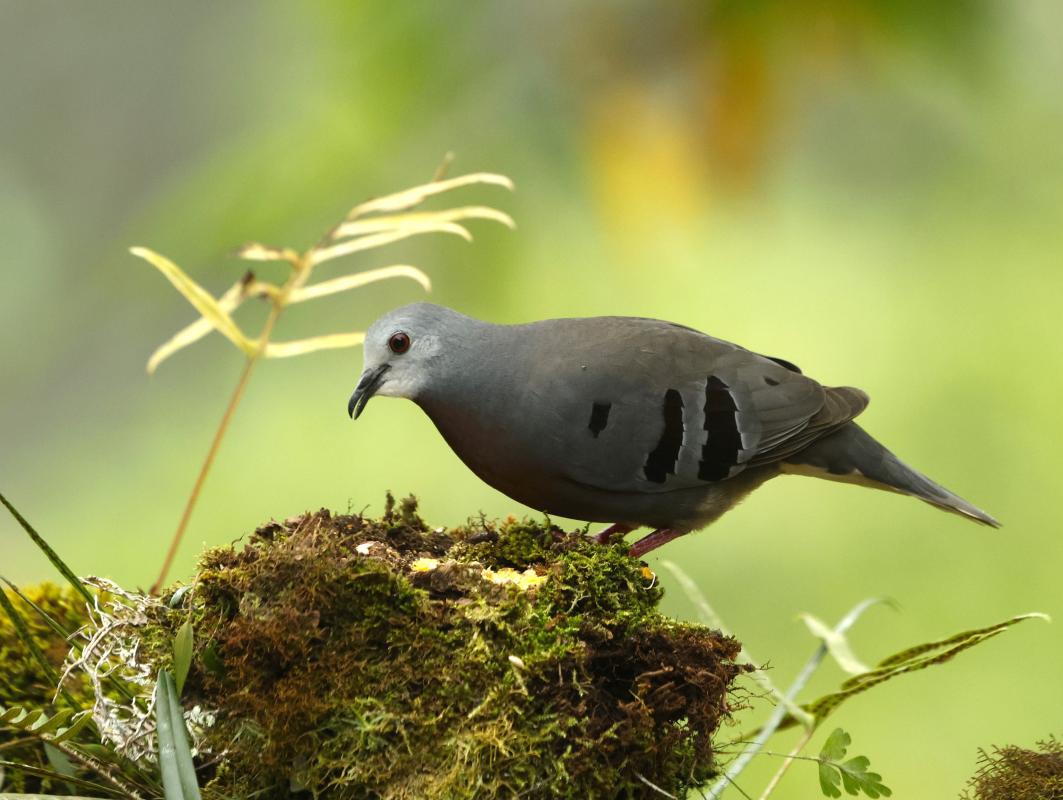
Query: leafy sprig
xmin=817 ymin=729 xmax=891 ymax=798
xmin=132 ymin=161 xmax=514 ymax=592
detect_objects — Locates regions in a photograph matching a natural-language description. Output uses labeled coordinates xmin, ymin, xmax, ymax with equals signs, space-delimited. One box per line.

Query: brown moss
xmin=962 ymin=737 xmax=1063 ymax=799
xmin=1 ymin=499 xmax=750 ymax=799
xmin=154 ymin=499 xmax=750 ymax=799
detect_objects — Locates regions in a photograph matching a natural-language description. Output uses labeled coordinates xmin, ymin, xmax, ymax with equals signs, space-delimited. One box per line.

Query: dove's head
xmin=348 ymin=303 xmax=474 ymax=418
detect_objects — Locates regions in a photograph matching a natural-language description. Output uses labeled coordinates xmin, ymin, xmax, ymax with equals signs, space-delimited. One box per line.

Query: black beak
xmin=348 ymin=364 xmax=390 ymax=419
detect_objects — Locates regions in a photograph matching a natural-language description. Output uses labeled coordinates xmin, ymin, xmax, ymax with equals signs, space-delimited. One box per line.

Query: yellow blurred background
xmin=2 ymin=2 xmax=1061 ymax=796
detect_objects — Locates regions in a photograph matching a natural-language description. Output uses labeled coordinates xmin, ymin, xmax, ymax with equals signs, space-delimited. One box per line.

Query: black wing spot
xmin=764 ymin=376 xmax=779 ymax=386
xmin=644 ymin=389 xmax=684 ymax=483
xmin=698 ymin=376 xmax=741 ymax=481
xmin=765 ymin=355 xmax=802 ymax=374
xmin=588 ymin=402 xmax=611 ymax=438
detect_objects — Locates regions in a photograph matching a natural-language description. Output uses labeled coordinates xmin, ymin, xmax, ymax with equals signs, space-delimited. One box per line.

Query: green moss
xmin=2 ymin=499 xmax=749 ymax=799
xmin=0 ymin=583 xmax=93 ymax=794
xmin=160 ymin=500 xmax=748 ymax=799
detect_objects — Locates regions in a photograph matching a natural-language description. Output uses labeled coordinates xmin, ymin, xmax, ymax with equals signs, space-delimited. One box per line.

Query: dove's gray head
xmin=348 ymin=303 xmax=477 ymax=418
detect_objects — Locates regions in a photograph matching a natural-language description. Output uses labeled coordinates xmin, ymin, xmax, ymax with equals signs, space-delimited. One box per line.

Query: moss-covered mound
xmin=163 ymin=498 xmax=746 ymax=798
xmin=962 ymin=737 xmax=1063 ymax=799
xmin=2 ymin=498 xmax=749 ymax=799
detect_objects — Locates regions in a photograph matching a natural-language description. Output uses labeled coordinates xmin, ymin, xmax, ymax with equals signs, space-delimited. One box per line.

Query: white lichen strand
xmin=60 ymin=576 xmax=217 ymax=762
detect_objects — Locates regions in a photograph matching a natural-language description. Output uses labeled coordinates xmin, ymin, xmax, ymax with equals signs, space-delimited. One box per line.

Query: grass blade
xmin=154 ymin=671 xmax=201 ymax=800
xmin=173 ymin=620 xmax=193 ymax=697
xmin=0 ymin=591 xmax=74 ymax=709
xmin=0 ymin=493 xmax=93 ymax=606
xmin=0 ymin=577 xmax=72 ymax=639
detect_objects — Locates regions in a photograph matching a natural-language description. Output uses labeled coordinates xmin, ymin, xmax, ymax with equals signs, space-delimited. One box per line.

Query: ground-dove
xmin=348 ymin=303 xmax=998 ymax=557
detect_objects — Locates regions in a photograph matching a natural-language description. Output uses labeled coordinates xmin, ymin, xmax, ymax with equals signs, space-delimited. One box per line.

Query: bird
xmin=348 ymin=303 xmax=998 ymax=557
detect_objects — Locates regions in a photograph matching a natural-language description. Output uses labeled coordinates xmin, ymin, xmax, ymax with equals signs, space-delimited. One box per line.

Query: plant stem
xmin=149 ymin=285 xmax=291 ymax=595
xmin=56 ymin=740 xmax=146 ymax=799
xmin=756 ymin=728 xmax=814 ymax=799
xmin=706 ymin=597 xmax=882 ymax=798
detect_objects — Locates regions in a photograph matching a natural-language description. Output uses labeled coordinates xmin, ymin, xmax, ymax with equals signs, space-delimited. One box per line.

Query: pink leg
xmin=593 ymin=523 xmax=635 ymax=544
xmin=629 ymin=528 xmax=684 ymax=559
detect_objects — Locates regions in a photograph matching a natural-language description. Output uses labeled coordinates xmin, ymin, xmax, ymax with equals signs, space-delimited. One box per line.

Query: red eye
xmin=388 ymin=332 xmax=411 ymax=354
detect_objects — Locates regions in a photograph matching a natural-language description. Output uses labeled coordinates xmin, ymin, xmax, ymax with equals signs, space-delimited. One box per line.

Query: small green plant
xmin=0 ymin=495 xmax=751 ymax=798
xmin=132 ymin=159 xmax=514 ymax=593
xmin=816 ymin=729 xmax=891 ymax=798
xmin=660 ymin=560 xmax=1049 ymax=799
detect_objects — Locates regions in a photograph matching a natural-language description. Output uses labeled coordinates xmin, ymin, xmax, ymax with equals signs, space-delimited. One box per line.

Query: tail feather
xmin=781 ymin=423 xmax=1000 ymax=528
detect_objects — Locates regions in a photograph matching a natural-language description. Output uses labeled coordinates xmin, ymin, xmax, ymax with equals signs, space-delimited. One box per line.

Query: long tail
xmin=781 ymin=423 xmax=1000 ymax=527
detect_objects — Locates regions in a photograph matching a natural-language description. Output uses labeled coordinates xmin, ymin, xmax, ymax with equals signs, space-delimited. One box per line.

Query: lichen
xmin=5 ymin=498 xmax=750 ymax=799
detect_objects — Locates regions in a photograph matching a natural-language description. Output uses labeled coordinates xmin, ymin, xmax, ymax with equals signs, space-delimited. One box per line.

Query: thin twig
xmin=149 ymin=355 xmax=257 ymax=594
xmin=149 ymin=293 xmax=286 ymax=594
xmin=706 ymin=597 xmax=882 ymax=798
xmin=757 ymin=727 xmax=815 ymax=799
xmin=635 ymin=772 xmax=679 ymax=798
xmin=55 ymin=739 xmax=147 ymax=799
xmin=0 ymin=735 xmax=36 ymax=753
xmin=716 ymin=771 xmax=755 ymax=800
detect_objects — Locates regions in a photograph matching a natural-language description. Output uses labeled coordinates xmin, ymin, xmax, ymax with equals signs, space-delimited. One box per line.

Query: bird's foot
xmin=592 ymin=523 xmax=635 ymax=544
xmin=628 ymin=528 xmax=683 ymax=559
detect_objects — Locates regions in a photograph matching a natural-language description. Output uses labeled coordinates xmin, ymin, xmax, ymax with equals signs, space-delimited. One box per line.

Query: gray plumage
xmin=348 ymin=303 xmax=998 ymax=556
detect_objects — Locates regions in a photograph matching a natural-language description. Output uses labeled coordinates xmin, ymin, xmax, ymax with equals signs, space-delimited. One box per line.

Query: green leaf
xmin=154 ymin=670 xmax=202 ymax=800
xmin=836 ymin=756 xmax=891 ymax=797
xmin=817 ymin=729 xmax=891 ymax=798
xmin=805 ymin=612 xmax=1049 ymax=724
xmin=0 ymin=706 xmax=93 ymax=743
xmin=44 ymin=741 xmax=77 ymax=796
xmin=168 ymin=585 xmax=193 ymax=609
xmin=173 ymin=619 xmax=194 ymax=697
xmin=0 ymin=493 xmax=94 ymax=606
xmin=200 ymin=643 xmax=226 ymax=678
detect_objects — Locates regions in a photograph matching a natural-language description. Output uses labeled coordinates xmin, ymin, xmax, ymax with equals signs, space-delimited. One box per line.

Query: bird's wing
xmin=517 ymin=317 xmax=868 ymax=494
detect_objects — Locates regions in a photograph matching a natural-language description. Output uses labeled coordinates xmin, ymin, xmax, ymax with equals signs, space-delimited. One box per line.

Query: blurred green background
xmin=2 ymin=1 xmax=1061 ymax=796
